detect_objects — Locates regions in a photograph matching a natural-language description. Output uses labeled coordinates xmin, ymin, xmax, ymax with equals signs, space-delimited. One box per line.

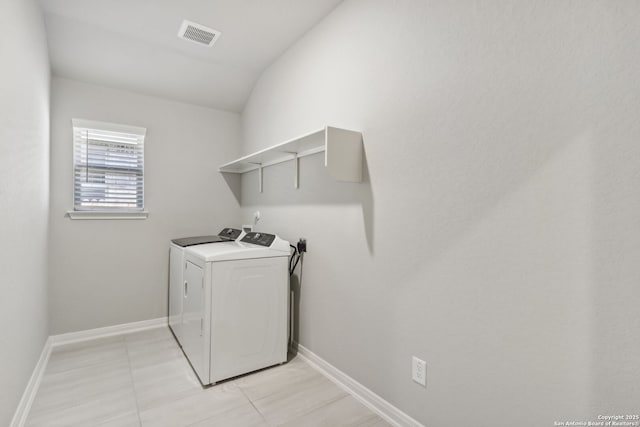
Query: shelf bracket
xmin=249 ymin=162 xmax=263 ymax=193
xmin=284 ymin=151 xmax=299 ymax=189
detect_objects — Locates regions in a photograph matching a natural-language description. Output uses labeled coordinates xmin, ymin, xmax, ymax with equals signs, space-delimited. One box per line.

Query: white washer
xmin=182 ymin=232 xmax=290 ymax=385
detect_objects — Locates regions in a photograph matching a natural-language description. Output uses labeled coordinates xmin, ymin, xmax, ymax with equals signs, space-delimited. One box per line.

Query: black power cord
xmin=289 ymin=244 xmax=298 ymax=276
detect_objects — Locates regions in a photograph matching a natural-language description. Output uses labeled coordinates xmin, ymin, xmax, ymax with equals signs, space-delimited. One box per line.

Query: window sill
xmin=66 ymin=210 xmax=149 ymax=220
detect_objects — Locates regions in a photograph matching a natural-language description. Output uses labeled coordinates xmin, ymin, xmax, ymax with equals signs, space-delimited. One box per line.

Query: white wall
xmin=241 ymin=1 xmax=640 ymax=425
xmin=49 ymin=77 xmax=241 ymax=334
xmin=0 ymin=0 xmax=50 ymax=424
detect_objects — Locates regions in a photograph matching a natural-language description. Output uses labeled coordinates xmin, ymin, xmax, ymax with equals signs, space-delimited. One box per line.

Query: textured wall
xmin=0 ymin=0 xmax=50 ymax=424
xmin=49 ymin=78 xmax=242 ymax=334
xmin=240 ymin=1 xmax=640 ymax=424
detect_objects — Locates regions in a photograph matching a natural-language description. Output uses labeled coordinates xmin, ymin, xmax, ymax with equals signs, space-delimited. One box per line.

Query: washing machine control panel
xmin=218 ymin=228 xmax=242 ymax=240
xmin=240 ymin=232 xmax=276 ymax=247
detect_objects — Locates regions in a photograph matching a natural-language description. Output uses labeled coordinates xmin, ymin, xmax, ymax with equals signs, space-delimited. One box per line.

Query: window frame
xmin=67 ymin=118 xmax=148 ymax=220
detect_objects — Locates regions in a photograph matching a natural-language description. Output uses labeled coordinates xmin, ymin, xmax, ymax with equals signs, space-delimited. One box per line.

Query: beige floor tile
xmin=252 ymin=373 xmax=347 ymax=426
xmin=126 ymin=332 xmax=184 ymax=370
xmin=26 ymin=387 xmax=138 ymax=427
xmin=127 ymin=327 xmax=202 ymax=410
xmin=235 ymin=356 xmax=321 ymax=401
xmin=139 ymin=383 xmax=250 ymax=427
xmin=96 ymin=411 xmax=141 ymax=427
xmin=186 ymin=400 xmax=268 ymax=427
xmin=30 ymin=358 xmax=133 ymax=414
xmin=359 ymin=418 xmax=393 ymax=427
xmin=46 ymin=336 xmax=128 ymax=375
xmin=124 ymin=327 xmax=173 ymax=345
xmin=277 ymin=394 xmax=381 ymax=427
xmin=131 ymin=357 xmax=202 ymax=411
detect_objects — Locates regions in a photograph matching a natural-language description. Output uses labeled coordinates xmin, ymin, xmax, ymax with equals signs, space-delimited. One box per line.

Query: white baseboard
xmin=10 ymin=337 xmax=53 ymax=427
xmin=294 ymin=343 xmax=424 ymax=427
xmin=10 ymin=317 xmax=168 ymax=426
xmin=50 ymin=317 xmax=168 ymax=347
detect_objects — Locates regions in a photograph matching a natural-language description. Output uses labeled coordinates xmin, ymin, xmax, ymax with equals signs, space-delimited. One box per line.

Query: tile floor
xmin=25 ymin=327 xmax=390 ymax=427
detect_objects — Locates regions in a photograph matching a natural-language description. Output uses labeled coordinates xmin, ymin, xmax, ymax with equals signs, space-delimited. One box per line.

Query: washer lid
xmin=171 ymin=235 xmax=229 ymax=247
xmin=171 ymin=228 xmax=243 ymax=247
xmin=185 ymin=236 xmax=290 ymax=262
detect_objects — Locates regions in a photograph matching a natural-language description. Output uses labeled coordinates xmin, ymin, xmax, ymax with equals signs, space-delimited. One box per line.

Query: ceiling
xmin=38 ymin=0 xmax=344 ymax=112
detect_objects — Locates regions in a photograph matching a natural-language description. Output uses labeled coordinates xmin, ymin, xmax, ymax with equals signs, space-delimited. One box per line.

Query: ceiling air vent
xmin=177 ymin=20 xmax=221 ymax=47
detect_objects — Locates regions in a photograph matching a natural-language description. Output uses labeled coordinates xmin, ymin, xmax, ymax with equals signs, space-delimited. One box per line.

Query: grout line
xmin=353 ymin=411 xmax=390 ymax=427
xmin=270 ymin=392 xmax=347 ymax=426
xmin=178 ymin=383 xmax=254 ymax=427
xmin=123 ymin=335 xmax=144 ymax=427
xmin=241 ymin=361 xmax=348 ymax=426
xmin=45 ymin=336 xmax=128 ymax=375
xmin=237 ymin=385 xmax=272 ymax=426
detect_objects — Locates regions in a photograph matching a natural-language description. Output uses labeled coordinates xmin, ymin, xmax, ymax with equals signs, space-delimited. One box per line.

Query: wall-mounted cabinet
xmin=218 ymin=126 xmax=362 ymax=192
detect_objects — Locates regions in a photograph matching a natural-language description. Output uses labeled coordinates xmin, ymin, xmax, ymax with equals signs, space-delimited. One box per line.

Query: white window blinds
xmin=72 ymin=119 xmax=146 ymax=211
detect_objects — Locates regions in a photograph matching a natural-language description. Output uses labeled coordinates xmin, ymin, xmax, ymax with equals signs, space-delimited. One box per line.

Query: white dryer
xmin=182 ymin=232 xmax=290 ymax=385
xmin=168 ymin=228 xmax=243 ymax=346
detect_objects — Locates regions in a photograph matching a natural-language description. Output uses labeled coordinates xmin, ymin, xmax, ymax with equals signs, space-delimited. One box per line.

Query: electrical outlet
xmin=297 ymin=238 xmax=307 ymax=253
xmin=412 ymin=356 xmax=426 ymax=387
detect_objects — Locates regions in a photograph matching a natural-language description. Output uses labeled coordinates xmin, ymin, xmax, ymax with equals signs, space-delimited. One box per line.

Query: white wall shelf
xmin=218 ymin=126 xmax=363 ymax=192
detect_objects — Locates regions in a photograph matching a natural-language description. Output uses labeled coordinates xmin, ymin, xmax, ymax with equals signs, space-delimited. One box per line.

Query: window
xmin=72 ymin=119 xmax=146 ymax=215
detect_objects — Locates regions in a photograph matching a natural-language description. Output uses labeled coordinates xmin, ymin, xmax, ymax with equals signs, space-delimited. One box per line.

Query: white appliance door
xmin=182 ymin=260 xmax=208 ymax=383
xmin=210 ymin=257 xmax=288 ymax=383
xmin=168 ymin=246 xmax=184 ymax=344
